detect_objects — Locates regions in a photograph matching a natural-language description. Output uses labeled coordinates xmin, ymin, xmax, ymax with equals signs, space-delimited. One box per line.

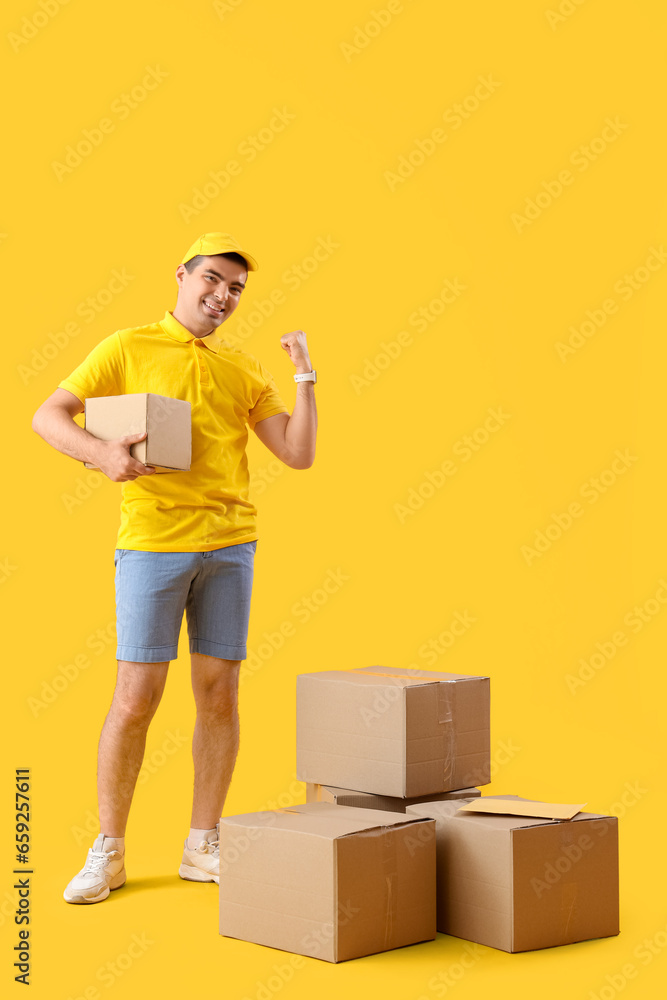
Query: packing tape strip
xmin=384 ymin=873 xmax=395 ymax=948
xmin=380 ymin=827 xmax=398 ymax=949
xmin=439 ymin=683 xmax=455 ymax=788
xmin=560 ymin=881 xmax=578 ymax=939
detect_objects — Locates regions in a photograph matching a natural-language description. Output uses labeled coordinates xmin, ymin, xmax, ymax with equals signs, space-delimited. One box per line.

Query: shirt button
xmin=194 ymin=339 xmax=203 ymax=346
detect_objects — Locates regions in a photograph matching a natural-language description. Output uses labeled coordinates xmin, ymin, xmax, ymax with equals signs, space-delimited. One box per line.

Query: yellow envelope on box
xmin=459 ymin=796 xmax=586 ymax=821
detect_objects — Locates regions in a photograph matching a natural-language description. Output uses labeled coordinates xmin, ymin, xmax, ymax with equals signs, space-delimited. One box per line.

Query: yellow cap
xmin=180 ymin=232 xmax=258 ymax=271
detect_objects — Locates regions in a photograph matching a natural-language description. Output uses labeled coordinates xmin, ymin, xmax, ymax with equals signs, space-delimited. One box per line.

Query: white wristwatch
xmin=294 ymin=370 xmax=317 ymax=383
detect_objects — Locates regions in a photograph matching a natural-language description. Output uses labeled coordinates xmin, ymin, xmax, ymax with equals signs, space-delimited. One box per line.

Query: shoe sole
xmin=63 ymin=869 xmax=126 ymax=904
xmin=178 ymin=863 xmax=219 ymax=884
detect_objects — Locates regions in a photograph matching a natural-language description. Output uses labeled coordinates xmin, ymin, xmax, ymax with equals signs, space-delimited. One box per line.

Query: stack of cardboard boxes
xmin=81 ymin=397 xmax=620 ymax=961
xmin=218 ymin=666 xmax=619 ymax=962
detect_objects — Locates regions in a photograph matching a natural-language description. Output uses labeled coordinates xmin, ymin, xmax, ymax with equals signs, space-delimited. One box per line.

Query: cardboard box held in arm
xmin=83 ymin=393 xmax=191 ymax=473
xmin=405 ymin=795 xmax=619 ymax=953
xmin=306 ymin=782 xmax=482 ymax=812
xmin=219 ymin=801 xmax=436 ymax=962
xmin=296 ymin=666 xmax=490 ymax=798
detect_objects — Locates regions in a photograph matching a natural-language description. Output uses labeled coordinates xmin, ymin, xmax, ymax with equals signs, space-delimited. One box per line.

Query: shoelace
xmin=83 ymin=849 xmax=120 ymax=875
xmin=196 ymin=838 xmax=219 ymax=855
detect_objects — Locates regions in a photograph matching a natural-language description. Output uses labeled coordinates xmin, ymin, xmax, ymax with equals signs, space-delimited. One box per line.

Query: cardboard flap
xmin=459 ymin=797 xmax=586 ymax=821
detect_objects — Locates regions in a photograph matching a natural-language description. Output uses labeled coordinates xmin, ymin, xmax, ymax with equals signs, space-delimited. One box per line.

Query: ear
xmin=175 ymin=263 xmax=186 ymax=286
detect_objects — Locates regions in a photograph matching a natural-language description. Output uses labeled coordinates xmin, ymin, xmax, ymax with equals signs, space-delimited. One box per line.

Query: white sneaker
xmin=63 ymin=835 xmax=126 ymax=904
xmin=178 ymin=824 xmax=219 ymax=884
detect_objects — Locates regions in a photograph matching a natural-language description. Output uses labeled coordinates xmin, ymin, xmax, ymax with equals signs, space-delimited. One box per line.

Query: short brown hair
xmin=183 ymin=252 xmax=248 ymax=274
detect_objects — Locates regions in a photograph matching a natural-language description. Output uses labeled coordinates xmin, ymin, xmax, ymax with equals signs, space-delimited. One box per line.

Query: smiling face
xmin=172 ymin=254 xmax=248 ymax=337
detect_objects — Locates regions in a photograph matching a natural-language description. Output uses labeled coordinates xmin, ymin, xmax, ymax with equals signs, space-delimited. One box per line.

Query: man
xmin=32 ymin=232 xmax=317 ymax=904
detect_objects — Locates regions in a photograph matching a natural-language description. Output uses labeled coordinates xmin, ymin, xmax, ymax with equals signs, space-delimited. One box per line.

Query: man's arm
xmin=32 ymin=388 xmax=156 ymax=482
xmin=253 ymin=330 xmax=317 ymax=469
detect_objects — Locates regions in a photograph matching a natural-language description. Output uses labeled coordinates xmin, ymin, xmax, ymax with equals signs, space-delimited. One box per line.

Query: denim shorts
xmin=114 ymin=541 xmax=257 ymax=663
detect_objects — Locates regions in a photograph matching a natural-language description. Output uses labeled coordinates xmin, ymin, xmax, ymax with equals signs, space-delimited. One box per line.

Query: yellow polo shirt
xmin=57 ymin=310 xmax=290 ymax=552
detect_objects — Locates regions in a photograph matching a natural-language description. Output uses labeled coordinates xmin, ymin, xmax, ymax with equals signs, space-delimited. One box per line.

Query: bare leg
xmin=189 ymin=652 xmax=241 ymax=828
xmin=97 ymin=660 xmax=169 ymax=837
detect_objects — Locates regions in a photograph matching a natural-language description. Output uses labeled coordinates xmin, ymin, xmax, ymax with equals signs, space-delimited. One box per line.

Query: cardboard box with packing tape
xmin=296 ymin=666 xmax=491 ymax=798
xmin=405 ymin=794 xmax=620 ymax=952
xmin=218 ymin=801 xmax=436 ymax=962
xmin=83 ymin=393 xmax=191 ymax=473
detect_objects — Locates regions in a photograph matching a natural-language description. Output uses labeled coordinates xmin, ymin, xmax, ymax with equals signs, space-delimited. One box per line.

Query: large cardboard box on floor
xmin=306 ymin=782 xmax=481 ymax=812
xmin=405 ymin=794 xmax=619 ymax=953
xmin=219 ymin=801 xmax=436 ymax=962
xmin=296 ymin=666 xmax=490 ymax=798
xmin=83 ymin=393 xmax=191 ymax=472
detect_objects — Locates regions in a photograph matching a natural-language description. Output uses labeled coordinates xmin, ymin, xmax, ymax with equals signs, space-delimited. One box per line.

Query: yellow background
xmin=2 ymin=0 xmax=665 ymax=996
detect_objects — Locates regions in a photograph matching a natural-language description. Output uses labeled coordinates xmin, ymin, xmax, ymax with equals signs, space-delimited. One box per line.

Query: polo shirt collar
xmin=160 ymin=310 xmax=221 ymax=353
